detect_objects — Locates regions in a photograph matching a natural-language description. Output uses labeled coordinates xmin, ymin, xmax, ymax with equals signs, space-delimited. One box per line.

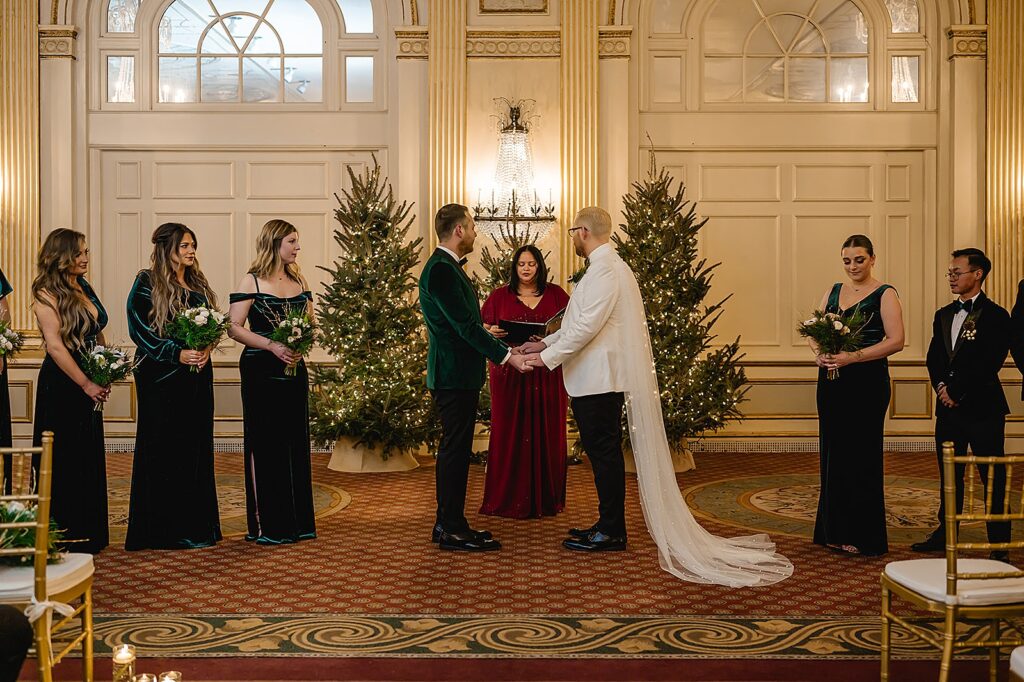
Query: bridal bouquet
xmin=166 ymin=306 xmax=230 ymax=372
xmin=0 ymin=500 xmax=65 ymax=566
xmin=268 ymin=306 xmax=315 ymax=376
xmin=79 ymin=345 xmax=140 ymax=411
xmin=797 ymin=307 xmax=871 ymax=380
xmin=0 ymin=321 xmax=24 ymax=358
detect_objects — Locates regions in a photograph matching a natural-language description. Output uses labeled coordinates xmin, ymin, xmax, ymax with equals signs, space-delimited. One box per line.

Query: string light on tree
xmin=309 ymin=161 xmax=439 ymax=458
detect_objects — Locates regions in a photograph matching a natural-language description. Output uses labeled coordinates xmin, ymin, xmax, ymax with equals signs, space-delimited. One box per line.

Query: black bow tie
xmin=955 ymin=299 xmax=974 ymax=314
xmin=458 ymin=257 xmax=468 ymax=267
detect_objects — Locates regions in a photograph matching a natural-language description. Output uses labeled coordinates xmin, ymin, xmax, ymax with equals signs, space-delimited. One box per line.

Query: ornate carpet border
xmin=91 ymin=614 xmax=986 ymax=659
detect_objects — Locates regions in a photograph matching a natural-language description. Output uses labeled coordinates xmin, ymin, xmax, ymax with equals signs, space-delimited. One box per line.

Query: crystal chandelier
xmin=473 ymin=99 xmax=556 ymax=241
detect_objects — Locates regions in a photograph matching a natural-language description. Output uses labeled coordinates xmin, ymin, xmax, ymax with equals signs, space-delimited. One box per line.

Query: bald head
xmin=574 ymin=207 xmax=612 ymax=237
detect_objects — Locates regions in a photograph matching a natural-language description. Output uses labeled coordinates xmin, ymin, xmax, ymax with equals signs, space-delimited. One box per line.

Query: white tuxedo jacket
xmin=540 ymin=243 xmax=632 ymax=397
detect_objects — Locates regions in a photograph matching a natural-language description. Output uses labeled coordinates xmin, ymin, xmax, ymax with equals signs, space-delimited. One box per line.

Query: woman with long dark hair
xmin=479 ymin=244 xmax=570 ymax=518
xmin=810 ymin=234 xmax=905 ymax=556
xmin=31 ymin=228 xmax=109 ymax=553
xmin=125 ymin=222 xmax=221 ymax=550
xmin=227 ymin=219 xmax=316 ymax=545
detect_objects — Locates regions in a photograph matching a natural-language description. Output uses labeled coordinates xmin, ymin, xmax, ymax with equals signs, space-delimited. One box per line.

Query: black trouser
xmin=572 ymin=392 xmax=627 ymax=537
xmin=432 ymin=389 xmax=480 ymax=533
xmin=0 ymin=604 xmax=32 ymax=682
xmin=934 ymin=410 xmax=1010 ymax=544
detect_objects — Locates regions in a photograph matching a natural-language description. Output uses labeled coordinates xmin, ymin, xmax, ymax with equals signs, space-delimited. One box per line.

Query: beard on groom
xmin=418 ymin=203 xmax=534 ymax=552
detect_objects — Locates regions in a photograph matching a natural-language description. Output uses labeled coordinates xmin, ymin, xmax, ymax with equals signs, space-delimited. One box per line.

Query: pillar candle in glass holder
xmin=112 ymin=644 xmax=135 ymax=682
xmin=159 ymin=672 xmax=182 ymax=682
xmin=132 ymin=675 xmax=158 ymax=682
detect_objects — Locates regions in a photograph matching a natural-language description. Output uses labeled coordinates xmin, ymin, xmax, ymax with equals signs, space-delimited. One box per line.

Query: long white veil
xmin=619 ymin=261 xmax=794 ymax=588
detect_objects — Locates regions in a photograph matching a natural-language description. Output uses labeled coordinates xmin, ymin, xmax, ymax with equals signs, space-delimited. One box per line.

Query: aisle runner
xmin=90 ymin=452 xmax=1000 ymax=659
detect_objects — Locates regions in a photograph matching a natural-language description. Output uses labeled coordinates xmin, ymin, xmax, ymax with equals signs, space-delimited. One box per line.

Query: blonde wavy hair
xmin=32 ymin=229 xmax=96 ymax=352
xmin=248 ymin=219 xmax=301 ymax=283
xmin=147 ymin=222 xmax=218 ymax=335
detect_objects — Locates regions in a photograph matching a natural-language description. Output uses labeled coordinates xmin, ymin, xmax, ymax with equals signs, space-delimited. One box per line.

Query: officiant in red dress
xmin=480 ymin=245 xmax=570 ymax=518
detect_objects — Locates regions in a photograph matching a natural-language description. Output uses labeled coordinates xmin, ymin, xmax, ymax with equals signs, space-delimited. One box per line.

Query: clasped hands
xmin=179 ymin=347 xmax=212 ymax=369
xmin=506 ymin=338 xmax=547 ymax=374
xmin=815 ymin=350 xmax=859 ymax=370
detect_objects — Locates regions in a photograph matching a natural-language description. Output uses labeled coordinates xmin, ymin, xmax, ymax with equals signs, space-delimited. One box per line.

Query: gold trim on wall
xmin=212 ymin=378 xmax=243 ymax=421
xmin=6 ymin=380 xmax=33 ymax=424
xmin=428 ymin=0 xmax=468 ymax=240
xmin=1 ymin=0 xmax=40 ymax=332
xmin=986 ymin=2 xmax=1023 ymax=307
xmin=889 ymin=378 xmax=933 ymax=420
xmin=739 ymin=379 xmax=818 ymax=420
xmin=479 ymin=0 xmax=548 ymax=14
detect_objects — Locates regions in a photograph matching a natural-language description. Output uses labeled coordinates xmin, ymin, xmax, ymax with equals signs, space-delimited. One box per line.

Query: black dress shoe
xmin=567 ymin=524 xmax=598 ymax=539
xmin=910 ymin=532 xmax=945 ymax=553
xmin=562 ymin=530 xmax=627 ymax=552
xmin=438 ymin=530 xmax=501 ymax=552
xmin=989 ymin=551 xmax=1011 ymax=562
xmin=431 ymin=523 xmax=493 ymax=543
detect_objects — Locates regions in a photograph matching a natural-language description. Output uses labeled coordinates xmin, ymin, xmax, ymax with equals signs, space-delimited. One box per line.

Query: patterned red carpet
xmin=29 ymin=450 xmax=1011 ymax=680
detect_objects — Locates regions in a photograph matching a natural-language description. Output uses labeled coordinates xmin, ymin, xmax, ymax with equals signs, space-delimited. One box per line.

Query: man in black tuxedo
xmin=912 ymin=248 xmax=1011 ymax=560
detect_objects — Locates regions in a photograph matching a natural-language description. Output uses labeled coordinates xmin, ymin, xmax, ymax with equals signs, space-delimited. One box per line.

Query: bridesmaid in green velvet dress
xmin=227 ymin=219 xmax=316 ymax=544
xmin=31 ymin=229 xmax=110 ymax=553
xmin=125 ymin=222 xmax=221 ymax=550
xmin=809 ymin=234 xmax=905 ymax=557
xmin=0 ymin=267 xmax=13 ymax=452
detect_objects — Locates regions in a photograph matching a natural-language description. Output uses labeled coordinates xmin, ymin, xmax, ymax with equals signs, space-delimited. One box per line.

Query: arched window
xmin=884 ymin=0 xmax=919 ymax=33
xmin=99 ymin=0 xmax=380 ymax=107
xmin=703 ymin=0 xmax=869 ymax=103
xmin=157 ymin=0 xmax=324 ymax=103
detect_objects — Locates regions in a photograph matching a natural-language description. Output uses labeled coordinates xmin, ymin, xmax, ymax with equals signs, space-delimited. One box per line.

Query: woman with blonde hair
xmin=31 ymin=228 xmax=110 ymax=553
xmin=125 ymin=222 xmax=221 ymax=550
xmin=228 ymin=219 xmax=316 ymax=544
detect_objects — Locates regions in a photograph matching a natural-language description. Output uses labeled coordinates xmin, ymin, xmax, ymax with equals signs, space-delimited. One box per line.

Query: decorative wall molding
xmin=395 ymin=28 xmax=428 ymax=59
xmin=467 ymin=29 xmax=560 ymax=58
xmin=946 ymin=25 xmax=987 ymax=59
xmin=395 ymin=28 xmax=630 ymax=60
xmin=598 ymin=28 xmax=631 ymax=59
xmin=38 ymin=25 xmax=77 ymax=60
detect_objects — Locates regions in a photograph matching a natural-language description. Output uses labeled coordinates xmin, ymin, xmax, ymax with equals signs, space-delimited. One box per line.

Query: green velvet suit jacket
xmin=419 ymin=248 xmax=509 ymax=391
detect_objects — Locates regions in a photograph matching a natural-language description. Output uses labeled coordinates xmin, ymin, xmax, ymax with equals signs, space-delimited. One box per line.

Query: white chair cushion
xmin=885 ymin=558 xmax=1024 ymax=606
xmin=1011 ymin=646 xmax=1024 ymax=675
xmin=0 ymin=553 xmax=94 ymax=603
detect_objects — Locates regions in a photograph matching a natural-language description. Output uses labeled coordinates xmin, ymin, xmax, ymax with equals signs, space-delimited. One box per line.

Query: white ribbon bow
xmin=24 ymin=596 xmax=76 ymax=667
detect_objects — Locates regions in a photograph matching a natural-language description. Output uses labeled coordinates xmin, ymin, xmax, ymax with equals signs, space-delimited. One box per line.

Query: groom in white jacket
xmin=520 ymin=207 xmax=631 ymax=551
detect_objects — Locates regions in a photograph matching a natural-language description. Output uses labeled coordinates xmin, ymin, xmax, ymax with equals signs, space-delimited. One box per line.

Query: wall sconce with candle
xmin=473 ymin=98 xmax=556 ymax=241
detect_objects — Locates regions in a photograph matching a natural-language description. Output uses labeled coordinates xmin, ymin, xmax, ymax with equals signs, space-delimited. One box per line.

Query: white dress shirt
xmin=540 ymin=243 xmax=631 ymax=397
xmin=950 ymin=292 xmax=980 ymax=348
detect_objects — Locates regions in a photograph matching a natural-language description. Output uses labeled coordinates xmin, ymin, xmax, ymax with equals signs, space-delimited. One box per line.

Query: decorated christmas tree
xmin=614 ymin=166 xmax=747 ymax=447
xmin=310 ymin=162 xmax=439 ymax=458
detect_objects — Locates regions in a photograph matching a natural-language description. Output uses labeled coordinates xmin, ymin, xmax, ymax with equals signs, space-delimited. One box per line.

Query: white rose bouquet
xmin=165 ymin=305 xmax=231 ymax=373
xmin=79 ymin=345 xmax=140 ymax=411
xmin=0 ymin=321 xmax=24 ymax=359
xmin=0 ymin=500 xmax=65 ymax=565
xmin=268 ymin=306 xmax=315 ymax=377
xmin=797 ymin=307 xmax=871 ymax=380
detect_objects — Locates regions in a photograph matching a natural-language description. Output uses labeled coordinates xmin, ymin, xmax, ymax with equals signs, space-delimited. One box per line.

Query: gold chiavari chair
xmin=881 ymin=441 xmax=1024 ymax=682
xmin=0 ymin=432 xmax=94 ymax=682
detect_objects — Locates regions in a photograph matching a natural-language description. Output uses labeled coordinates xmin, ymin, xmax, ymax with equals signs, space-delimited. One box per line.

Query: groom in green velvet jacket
xmin=419 ymin=203 xmax=533 ymax=551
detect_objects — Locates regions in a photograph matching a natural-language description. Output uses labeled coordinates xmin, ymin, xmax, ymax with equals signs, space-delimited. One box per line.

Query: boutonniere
xmin=961 ymin=316 xmax=978 ymax=341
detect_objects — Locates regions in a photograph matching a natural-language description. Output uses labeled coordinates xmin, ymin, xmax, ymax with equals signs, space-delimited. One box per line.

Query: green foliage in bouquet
xmin=165 ymin=306 xmax=230 ymax=350
xmin=310 ymin=161 xmax=439 ymax=458
xmin=613 ymin=166 xmax=748 ymax=448
xmin=79 ymin=345 xmax=138 ymax=387
xmin=0 ymin=321 xmax=24 ymax=358
xmin=266 ymin=304 xmax=316 ymax=376
xmin=0 ymin=501 xmax=64 ymax=566
xmin=797 ymin=308 xmax=870 ymax=355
